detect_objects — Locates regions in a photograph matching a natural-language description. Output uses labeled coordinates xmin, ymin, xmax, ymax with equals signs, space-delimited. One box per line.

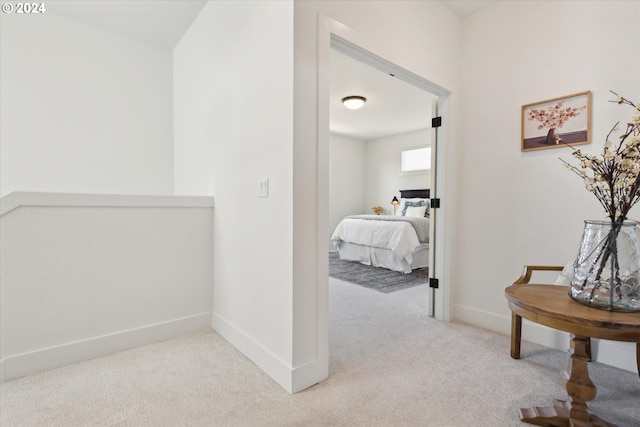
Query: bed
xmin=330 ymin=189 xmax=430 ymax=274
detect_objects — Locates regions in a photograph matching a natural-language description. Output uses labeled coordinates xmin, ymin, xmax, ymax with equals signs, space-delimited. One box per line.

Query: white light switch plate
xmin=258 ymin=178 xmax=269 ymax=197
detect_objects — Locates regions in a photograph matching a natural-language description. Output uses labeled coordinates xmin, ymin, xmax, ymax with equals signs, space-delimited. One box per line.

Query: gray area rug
xmin=328 ymin=251 xmax=428 ymax=293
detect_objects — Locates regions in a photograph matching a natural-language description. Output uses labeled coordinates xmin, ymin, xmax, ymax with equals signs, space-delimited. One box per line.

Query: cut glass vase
xmin=570 ymin=220 xmax=640 ymax=312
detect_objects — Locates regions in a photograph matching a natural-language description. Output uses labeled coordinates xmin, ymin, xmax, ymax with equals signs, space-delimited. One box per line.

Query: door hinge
xmin=431 ymin=116 xmax=442 ymax=128
xmin=429 ymin=278 xmax=439 ymax=289
xmin=430 ymin=198 xmax=441 ymax=209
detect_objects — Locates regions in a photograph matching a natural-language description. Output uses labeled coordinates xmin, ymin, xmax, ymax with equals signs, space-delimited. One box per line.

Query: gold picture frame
xmin=521 ymin=91 xmax=591 ymax=152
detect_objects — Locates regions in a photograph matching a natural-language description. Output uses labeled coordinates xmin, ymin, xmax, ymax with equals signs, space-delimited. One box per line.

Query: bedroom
xmin=329 ymin=48 xmax=436 ymax=282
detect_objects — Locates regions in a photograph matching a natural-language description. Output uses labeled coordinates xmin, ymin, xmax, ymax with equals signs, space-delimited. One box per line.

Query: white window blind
xmin=401 ymin=146 xmax=431 ymax=172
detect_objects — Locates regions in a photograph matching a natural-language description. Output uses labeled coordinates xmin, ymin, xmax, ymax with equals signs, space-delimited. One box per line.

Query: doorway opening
xmin=327 ymin=35 xmax=450 ymax=323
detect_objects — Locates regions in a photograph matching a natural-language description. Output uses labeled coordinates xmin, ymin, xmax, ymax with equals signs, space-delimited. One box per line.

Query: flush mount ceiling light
xmin=341 ymin=95 xmax=367 ymax=110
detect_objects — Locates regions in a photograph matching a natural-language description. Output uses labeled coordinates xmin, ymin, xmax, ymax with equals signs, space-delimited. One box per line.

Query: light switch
xmin=258 ymin=177 xmax=269 ymax=198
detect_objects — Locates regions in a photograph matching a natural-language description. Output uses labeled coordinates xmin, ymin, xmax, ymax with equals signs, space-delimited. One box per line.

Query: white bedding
xmin=337 ymin=242 xmax=429 ymax=274
xmin=330 ymin=215 xmax=429 ymax=273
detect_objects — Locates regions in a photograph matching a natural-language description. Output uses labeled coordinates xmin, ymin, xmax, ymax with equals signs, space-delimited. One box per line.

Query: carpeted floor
xmin=1 ymin=279 xmax=639 ymax=426
xmin=328 ymin=251 xmax=429 ymax=293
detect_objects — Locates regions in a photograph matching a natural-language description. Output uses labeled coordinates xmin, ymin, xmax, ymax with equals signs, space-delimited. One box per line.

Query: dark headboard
xmin=400 ymin=189 xmax=430 ymax=199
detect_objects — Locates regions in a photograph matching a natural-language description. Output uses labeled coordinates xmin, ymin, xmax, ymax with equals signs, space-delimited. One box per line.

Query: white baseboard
xmin=0 ymin=312 xmax=212 ymax=382
xmin=212 ymin=312 xmax=326 ymax=394
xmin=291 ymin=356 xmax=328 ymax=394
xmin=590 ymin=339 xmax=638 ymax=374
xmin=455 ymin=304 xmax=638 ymax=374
xmin=455 ymin=303 xmax=513 ymax=336
xmin=212 ymin=311 xmax=293 ymax=392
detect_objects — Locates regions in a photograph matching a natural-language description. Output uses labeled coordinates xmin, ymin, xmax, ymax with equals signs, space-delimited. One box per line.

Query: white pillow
xmin=554 ymin=261 xmax=574 ymax=286
xmin=405 ymin=206 xmax=427 ymax=217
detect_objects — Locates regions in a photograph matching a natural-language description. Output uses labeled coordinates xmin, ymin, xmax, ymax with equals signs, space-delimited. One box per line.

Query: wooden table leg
xmin=511 ymin=312 xmax=522 ymax=359
xmin=518 ymin=335 xmax=615 ymax=427
xmin=636 ymin=342 xmax=640 ymax=375
xmin=518 ymin=400 xmax=570 ymax=427
xmin=562 ymin=335 xmax=597 ymax=422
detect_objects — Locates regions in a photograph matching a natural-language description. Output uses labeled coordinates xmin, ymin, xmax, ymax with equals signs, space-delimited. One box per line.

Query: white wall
xmin=329 ymin=134 xmax=365 ymax=236
xmin=329 ymin=129 xmax=430 ymax=242
xmin=173 ymin=1 xmax=298 ymax=391
xmin=176 ymin=0 xmax=461 ymax=394
xmin=0 ymin=193 xmax=214 ymax=381
xmin=455 ymin=0 xmax=640 ymax=372
xmin=365 ymin=129 xmax=431 ymax=215
xmin=0 ymin=12 xmax=174 ymax=197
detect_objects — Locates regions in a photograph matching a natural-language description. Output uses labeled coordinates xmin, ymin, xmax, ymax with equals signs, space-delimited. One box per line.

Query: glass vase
xmin=570 ymin=220 xmax=640 ymax=312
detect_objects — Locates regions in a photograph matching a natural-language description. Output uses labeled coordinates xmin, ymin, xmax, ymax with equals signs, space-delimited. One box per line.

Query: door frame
xmin=319 ymin=19 xmax=453 ymax=321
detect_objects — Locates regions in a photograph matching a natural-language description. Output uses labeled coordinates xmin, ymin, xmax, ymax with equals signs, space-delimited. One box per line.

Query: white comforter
xmin=330 ymin=217 xmax=421 ymax=262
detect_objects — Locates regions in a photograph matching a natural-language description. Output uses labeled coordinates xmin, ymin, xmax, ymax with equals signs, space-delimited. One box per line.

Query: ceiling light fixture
xmin=341 ymin=96 xmax=367 ymax=110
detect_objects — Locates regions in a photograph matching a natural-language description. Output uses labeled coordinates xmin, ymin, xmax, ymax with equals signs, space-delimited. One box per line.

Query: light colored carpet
xmin=2 ymin=279 xmax=639 ymax=426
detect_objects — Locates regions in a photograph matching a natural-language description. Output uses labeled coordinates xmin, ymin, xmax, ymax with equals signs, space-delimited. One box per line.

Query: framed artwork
xmin=521 ymin=91 xmax=591 ymax=152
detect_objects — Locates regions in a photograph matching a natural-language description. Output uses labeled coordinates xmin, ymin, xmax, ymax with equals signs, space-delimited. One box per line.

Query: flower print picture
xmin=521 ymin=91 xmax=591 ymax=152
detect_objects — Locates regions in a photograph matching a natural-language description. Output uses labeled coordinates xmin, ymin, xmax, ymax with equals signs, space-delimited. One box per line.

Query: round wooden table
xmin=505 ymin=284 xmax=640 ymax=427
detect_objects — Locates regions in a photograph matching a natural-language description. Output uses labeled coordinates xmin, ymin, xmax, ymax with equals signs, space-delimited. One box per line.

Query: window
xmin=401 ymin=146 xmax=431 ymax=173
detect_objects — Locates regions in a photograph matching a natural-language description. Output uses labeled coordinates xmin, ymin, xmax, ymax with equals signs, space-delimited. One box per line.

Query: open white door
xmin=428 ymin=99 xmax=440 ymax=317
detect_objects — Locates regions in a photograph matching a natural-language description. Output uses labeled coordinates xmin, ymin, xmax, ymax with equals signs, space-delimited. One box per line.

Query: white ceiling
xmin=46 ymin=0 xmax=491 ymax=141
xmin=330 ymin=50 xmax=436 ymax=141
xmin=47 ymin=0 xmax=207 ymax=50
xmin=329 ymin=2 xmax=496 ymax=140
xmin=47 ymin=1 xmax=493 ymax=50
xmin=440 ymin=0 xmax=495 ymax=18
